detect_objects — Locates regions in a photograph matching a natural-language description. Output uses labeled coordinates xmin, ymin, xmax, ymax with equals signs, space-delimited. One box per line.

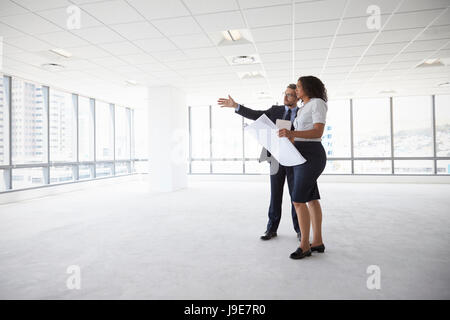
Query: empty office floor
xmin=0 ymin=177 xmax=449 ymax=299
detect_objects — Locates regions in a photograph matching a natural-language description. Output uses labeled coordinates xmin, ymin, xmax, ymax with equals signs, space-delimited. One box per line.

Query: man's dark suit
xmin=235 ymin=104 xmax=300 ymax=235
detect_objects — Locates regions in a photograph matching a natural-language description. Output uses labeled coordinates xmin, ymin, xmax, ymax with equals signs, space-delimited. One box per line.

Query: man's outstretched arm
xmin=217 ymin=95 xmax=272 ymax=121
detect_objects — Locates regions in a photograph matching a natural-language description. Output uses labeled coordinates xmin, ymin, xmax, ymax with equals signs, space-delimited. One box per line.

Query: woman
xmin=278 ymin=76 xmax=328 ymax=260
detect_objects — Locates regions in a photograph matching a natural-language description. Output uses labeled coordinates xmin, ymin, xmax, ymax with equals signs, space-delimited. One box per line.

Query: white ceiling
xmin=1 ymin=0 xmax=450 ymax=107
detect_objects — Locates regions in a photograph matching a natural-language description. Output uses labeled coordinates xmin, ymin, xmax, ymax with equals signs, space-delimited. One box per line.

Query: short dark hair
xmin=287 ymin=83 xmax=296 ymax=90
xmin=298 ymin=76 xmax=328 ymax=102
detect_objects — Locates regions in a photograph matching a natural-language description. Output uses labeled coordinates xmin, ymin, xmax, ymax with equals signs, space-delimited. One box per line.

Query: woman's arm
xmin=278 ymin=123 xmax=325 ymax=140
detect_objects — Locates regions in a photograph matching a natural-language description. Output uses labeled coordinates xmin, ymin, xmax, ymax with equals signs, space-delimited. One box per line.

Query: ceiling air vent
xmin=41 ymin=63 xmax=65 ymax=71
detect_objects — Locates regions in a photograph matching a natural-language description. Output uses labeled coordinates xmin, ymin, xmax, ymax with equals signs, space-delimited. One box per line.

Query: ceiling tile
xmin=117 ymin=53 xmax=158 ymax=64
xmin=36 ymin=31 xmax=90 ymax=48
xmin=384 ymin=9 xmax=444 ymax=31
xmin=152 ymin=16 xmax=203 ymax=36
xmin=256 ymin=40 xmax=291 ymax=54
xmin=333 ymin=33 xmax=376 ymax=48
xmin=250 ymin=25 xmax=292 ymax=42
xmin=294 ymin=0 xmax=347 ymax=23
xmin=170 ymin=33 xmax=214 ymax=49
xmin=0 ymin=21 xmax=26 ymax=38
xmin=0 ymin=0 xmax=29 ymax=17
xmin=149 ymin=49 xmax=188 ymax=61
xmin=12 ymin=0 xmax=71 ymax=11
xmin=376 ymin=28 xmax=422 ymax=44
xmin=295 ymin=36 xmax=333 ymax=49
xmin=109 ymin=22 xmax=164 ymax=41
xmin=137 ymin=63 xmax=171 ymax=73
xmin=132 ymin=37 xmax=179 ymax=52
xmin=183 ymin=47 xmax=223 ymax=58
xmin=81 ymin=0 xmax=144 ymax=25
xmin=295 ymin=20 xmax=340 ymax=38
xmin=89 ymin=56 xmax=129 ymax=68
xmin=419 ymin=25 xmax=450 ymax=41
xmin=126 ymin=0 xmax=190 ymax=20
xmin=38 ymin=7 xmax=103 ymax=29
xmin=344 ymin=0 xmax=401 ymax=18
xmin=99 ymin=41 xmax=143 ymax=55
xmin=4 ymin=35 xmax=53 ymax=51
xmin=366 ymin=42 xmax=406 ymax=55
xmin=244 ymin=5 xmax=291 ymax=28
xmin=0 ymin=13 xmax=62 ymax=34
xmin=184 ymin=0 xmax=239 ymax=15
xmin=238 ymin=0 xmax=291 ymax=9
xmin=68 ymin=45 xmax=111 ymax=59
xmin=195 ymin=11 xmax=246 ymax=32
xmin=404 ymin=39 xmax=450 ymax=52
xmin=71 ymin=26 xmax=125 ymax=44
xmin=398 ymin=0 xmax=450 ymax=13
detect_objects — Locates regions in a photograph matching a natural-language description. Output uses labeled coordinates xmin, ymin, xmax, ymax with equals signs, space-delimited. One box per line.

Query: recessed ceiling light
xmin=416 ymin=58 xmax=444 ymax=68
xmin=213 ymin=29 xmax=253 ymax=46
xmin=49 ymin=48 xmax=72 ymax=58
xmin=41 ymin=63 xmax=65 ymax=71
xmin=232 ymin=55 xmax=255 ymax=65
xmin=223 ymin=30 xmax=241 ymax=42
xmin=125 ymin=79 xmax=138 ymax=86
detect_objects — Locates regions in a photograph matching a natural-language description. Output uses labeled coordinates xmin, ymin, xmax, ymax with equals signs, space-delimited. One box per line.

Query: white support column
xmin=147 ymin=86 xmax=188 ymax=192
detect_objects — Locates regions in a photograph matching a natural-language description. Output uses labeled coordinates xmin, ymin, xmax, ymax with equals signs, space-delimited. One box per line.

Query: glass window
xmin=211 ymin=106 xmax=243 ymax=159
xmin=244 ymin=117 xmax=262 ymax=159
xmin=322 ymin=99 xmax=351 ymax=157
xmin=353 ymin=98 xmax=391 ymax=157
xmin=132 ymin=160 xmax=148 ymax=174
xmin=11 ymin=79 xmax=47 ymax=164
xmin=393 ymin=96 xmax=433 ymax=157
xmin=115 ymin=106 xmax=131 ymax=160
xmin=79 ymin=164 xmax=94 ymax=180
xmin=0 ymin=170 xmax=7 ymax=191
xmin=212 ymin=161 xmax=243 ymax=174
xmin=0 ymin=76 xmax=10 ymax=165
xmin=96 ymin=162 xmax=113 ymax=177
xmin=394 ymin=160 xmax=433 ymax=174
xmin=115 ymin=161 xmax=129 ymax=175
xmin=190 ymin=160 xmax=210 ymax=173
xmin=435 ymin=95 xmax=450 ymax=157
xmin=78 ymin=96 xmax=94 ymax=162
xmin=132 ymin=107 xmax=148 ymax=160
xmin=95 ymin=101 xmax=114 ymax=161
xmin=323 ymin=160 xmax=351 ymax=174
xmin=190 ymin=106 xmax=210 ymax=159
xmin=245 ymin=160 xmax=270 ymax=174
xmin=12 ymin=167 xmax=45 ymax=189
xmin=354 ymin=160 xmax=391 ymax=174
xmin=49 ymin=89 xmax=77 ymax=162
xmin=436 ymin=160 xmax=450 ymax=175
xmin=50 ymin=165 xmax=75 ymax=184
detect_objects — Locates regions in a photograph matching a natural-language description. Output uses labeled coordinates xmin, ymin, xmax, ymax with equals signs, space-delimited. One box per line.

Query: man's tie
xmin=284 ymin=108 xmax=291 ymax=121
xmin=284 ymin=108 xmax=295 ymax=130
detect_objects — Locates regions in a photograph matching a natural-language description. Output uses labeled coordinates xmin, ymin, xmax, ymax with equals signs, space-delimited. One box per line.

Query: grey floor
xmin=0 ymin=177 xmax=449 ymax=299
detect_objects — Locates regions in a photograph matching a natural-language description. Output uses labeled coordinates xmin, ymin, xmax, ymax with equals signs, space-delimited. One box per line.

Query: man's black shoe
xmin=260 ymin=231 xmax=277 ymax=240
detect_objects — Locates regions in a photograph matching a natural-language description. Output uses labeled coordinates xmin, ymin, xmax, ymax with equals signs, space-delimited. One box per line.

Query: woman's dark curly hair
xmin=298 ymin=76 xmax=328 ymax=102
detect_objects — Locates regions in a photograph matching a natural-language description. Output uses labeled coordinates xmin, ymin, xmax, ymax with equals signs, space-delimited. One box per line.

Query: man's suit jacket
xmin=236 ymin=104 xmax=294 ymax=163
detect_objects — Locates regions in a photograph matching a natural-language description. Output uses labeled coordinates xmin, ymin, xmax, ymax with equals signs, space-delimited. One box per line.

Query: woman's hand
xmin=217 ymin=95 xmax=238 ymax=109
xmin=278 ymin=129 xmax=295 ymax=143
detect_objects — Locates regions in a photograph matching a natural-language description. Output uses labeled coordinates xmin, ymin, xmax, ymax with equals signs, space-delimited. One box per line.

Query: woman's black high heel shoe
xmin=310 ymin=243 xmax=325 ymax=253
xmin=290 ymin=247 xmax=312 ymax=259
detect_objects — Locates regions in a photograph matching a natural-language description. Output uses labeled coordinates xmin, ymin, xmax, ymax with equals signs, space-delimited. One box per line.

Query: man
xmin=217 ymin=84 xmax=301 ymax=241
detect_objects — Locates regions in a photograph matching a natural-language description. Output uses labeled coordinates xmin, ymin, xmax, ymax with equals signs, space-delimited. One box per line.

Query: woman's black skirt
xmin=291 ymin=141 xmax=327 ymax=203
